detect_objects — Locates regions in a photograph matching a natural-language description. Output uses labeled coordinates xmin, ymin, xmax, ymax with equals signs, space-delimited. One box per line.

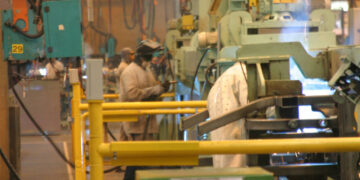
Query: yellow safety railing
xmin=81 ymin=109 xmax=206 ymax=123
xmin=73 ymin=82 xmax=360 ymax=180
xmin=79 ymin=100 xmax=207 ymax=110
xmin=98 ymin=138 xmax=360 ymax=166
xmin=81 ymin=92 xmax=175 ymax=100
xmin=87 ymin=98 xmax=360 ymax=180
xmin=71 ymin=83 xmax=207 ymax=180
xmin=73 ymin=73 xmax=360 ymax=180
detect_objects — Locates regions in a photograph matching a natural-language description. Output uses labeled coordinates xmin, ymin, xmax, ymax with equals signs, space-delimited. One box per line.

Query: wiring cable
xmin=4 ymin=21 xmax=44 ymax=39
xmin=190 ymin=48 xmax=210 ymax=100
xmin=122 ymin=0 xmax=138 ymax=30
xmin=5 ymin=0 xmax=44 ymax=39
xmin=0 ymin=147 xmax=21 ymax=180
xmin=104 ymin=124 xmax=117 ymax=141
xmin=205 ymin=62 xmax=216 ymax=87
xmin=11 ymin=87 xmax=76 ymax=168
xmin=89 ymin=22 xmax=110 ymax=37
xmin=12 ymin=86 xmax=121 ymax=174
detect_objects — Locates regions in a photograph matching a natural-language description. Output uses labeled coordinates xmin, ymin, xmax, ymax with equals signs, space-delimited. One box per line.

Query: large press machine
xmin=166 ymin=0 xmax=360 ymax=179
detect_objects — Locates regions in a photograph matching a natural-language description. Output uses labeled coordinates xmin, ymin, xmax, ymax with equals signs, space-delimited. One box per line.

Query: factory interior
xmin=2 ymin=0 xmax=360 ymax=179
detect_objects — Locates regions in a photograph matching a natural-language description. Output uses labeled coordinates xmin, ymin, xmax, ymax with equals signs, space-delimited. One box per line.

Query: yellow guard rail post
xmin=86 ymin=59 xmax=105 ymax=180
xmin=69 ymin=69 xmax=86 ymax=180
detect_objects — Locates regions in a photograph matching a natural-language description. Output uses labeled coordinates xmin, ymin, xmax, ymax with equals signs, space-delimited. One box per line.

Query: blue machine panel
xmin=2 ymin=10 xmax=44 ymax=60
xmin=42 ymin=0 xmax=83 ymax=58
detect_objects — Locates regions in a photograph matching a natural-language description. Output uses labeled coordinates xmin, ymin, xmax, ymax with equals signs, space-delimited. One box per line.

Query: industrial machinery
xmin=2 ymin=0 xmax=83 ymax=60
xmin=165 ymin=0 xmax=360 ymax=179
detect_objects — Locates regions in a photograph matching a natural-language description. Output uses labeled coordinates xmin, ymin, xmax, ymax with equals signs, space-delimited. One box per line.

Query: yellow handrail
xmin=79 ymin=101 xmax=207 ymax=110
xmin=81 ymin=92 xmax=175 ymax=99
xmin=97 ymin=137 xmax=360 ymax=166
xmin=81 ymin=109 xmax=205 ymax=121
xmin=99 ymin=137 xmax=360 ymax=156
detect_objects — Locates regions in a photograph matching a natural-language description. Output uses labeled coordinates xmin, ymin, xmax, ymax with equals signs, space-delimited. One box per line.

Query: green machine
xmin=2 ymin=0 xmax=83 ymax=60
xmin=166 ymin=0 xmax=339 ymax=100
xmin=166 ymin=0 xmax=360 ymax=179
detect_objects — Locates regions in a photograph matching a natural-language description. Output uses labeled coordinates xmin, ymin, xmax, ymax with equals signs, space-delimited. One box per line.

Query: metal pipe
xmin=99 ymin=137 xmax=360 ymax=157
xmin=198 ymin=138 xmax=360 ymax=154
xmin=81 ymin=109 xmax=205 ymax=122
xmin=81 ymin=92 xmax=176 ymax=100
xmin=88 ymin=100 xmax=104 ymax=180
xmin=79 ymin=101 xmax=207 ymax=110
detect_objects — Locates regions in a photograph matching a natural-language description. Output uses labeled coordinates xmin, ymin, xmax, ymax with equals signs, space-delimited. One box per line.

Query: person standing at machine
xmin=116 ymin=47 xmax=135 ymax=77
xmin=115 ymin=48 xmax=135 ymax=141
xmin=207 ymin=62 xmax=248 ymax=168
xmin=119 ymin=40 xmax=169 ymax=140
xmin=45 ymin=58 xmax=64 ymax=80
xmin=119 ymin=40 xmax=170 ymax=180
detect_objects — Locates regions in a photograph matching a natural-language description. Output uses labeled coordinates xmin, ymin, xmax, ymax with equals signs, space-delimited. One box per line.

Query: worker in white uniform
xmin=116 ymin=48 xmax=135 ymax=77
xmin=120 ymin=40 xmax=170 ymax=180
xmin=45 ymin=59 xmax=64 ymax=79
xmin=207 ymin=62 xmax=248 ymax=168
xmin=116 ymin=48 xmax=135 ymax=141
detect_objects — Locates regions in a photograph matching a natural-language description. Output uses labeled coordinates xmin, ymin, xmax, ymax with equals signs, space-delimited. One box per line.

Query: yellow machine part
xmin=249 ymin=0 xmax=257 ymax=7
xmin=182 ymin=15 xmax=194 ymax=30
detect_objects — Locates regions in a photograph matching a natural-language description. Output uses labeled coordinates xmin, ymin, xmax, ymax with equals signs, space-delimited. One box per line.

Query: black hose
xmin=142 ymin=115 xmax=151 ymax=140
xmin=5 ymin=22 xmax=44 ymax=39
xmin=104 ymin=166 xmax=121 ymax=173
xmin=89 ymin=22 xmax=110 ymax=37
xmin=190 ymin=48 xmax=210 ymax=100
xmin=205 ymin=62 xmax=216 ymax=87
xmin=104 ymin=123 xmax=117 ymax=141
xmin=12 ymin=87 xmax=122 ymax=174
xmin=35 ymin=0 xmax=43 ymax=22
xmin=11 ymin=87 xmax=76 ymax=168
xmin=0 ymin=147 xmax=21 ymax=180
xmin=27 ymin=0 xmax=36 ymax=10
xmin=166 ymin=53 xmax=175 ymax=81
xmin=122 ymin=0 xmax=138 ymax=30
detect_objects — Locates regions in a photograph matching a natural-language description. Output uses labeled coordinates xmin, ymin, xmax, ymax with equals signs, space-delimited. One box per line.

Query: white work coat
xmin=119 ymin=62 xmax=163 ymax=136
xmin=207 ymin=62 xmax=248 ymax=168
xmin=116 ymin=61 xmax=129 ymax=77
xmin=116 ymin=61 xmax=129 ymax=140
xmin=45 ymin=61 xmax=64 ymax=79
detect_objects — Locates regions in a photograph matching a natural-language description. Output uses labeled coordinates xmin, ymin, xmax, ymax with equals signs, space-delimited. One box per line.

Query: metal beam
xmin=182 ymin=110 xmax=209 ymax=130
xmin=246 ymin=117 xmax=338 ymax=131
xmin=198 ymin=95 xmax=334 ymax=134
xmin=263 ymin=163 xmax=339 ymax=176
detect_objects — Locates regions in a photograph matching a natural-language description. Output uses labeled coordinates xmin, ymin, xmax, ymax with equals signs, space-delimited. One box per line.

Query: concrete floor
xmin=20 ymin=132 xmax=124 ymax=180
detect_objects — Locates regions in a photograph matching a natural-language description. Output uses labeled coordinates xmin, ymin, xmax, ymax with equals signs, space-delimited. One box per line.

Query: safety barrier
xmin=70 ymin=82 xmax=207 ymax=180
xmin=70 ymin=65 xmax=360 ymax=180
xmin=87 ymin=96 xmax=360 ymax=180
